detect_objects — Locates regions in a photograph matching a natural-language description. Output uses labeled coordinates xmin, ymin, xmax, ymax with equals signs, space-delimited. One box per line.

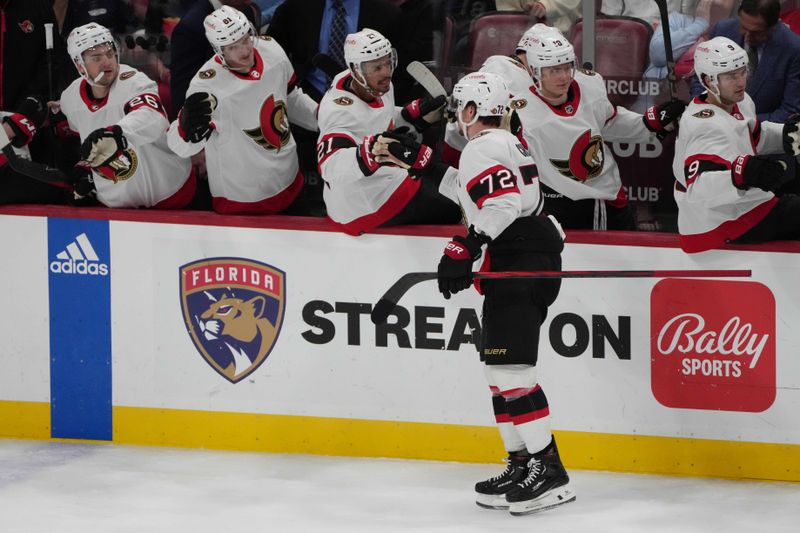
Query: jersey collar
xmin=79 ymin=80 xmax=109 ymax=112
xmin=215 ymin=49 xmax=265 ymax=81
xmin=336 ymin=73 xmax=385 ymax=109
xmin=530 ymin=80 xmax=581 ymax=117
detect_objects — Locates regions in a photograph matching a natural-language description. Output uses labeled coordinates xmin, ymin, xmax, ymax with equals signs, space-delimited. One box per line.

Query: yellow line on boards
xmin=1 ymin=402 xmax=798 ymax=482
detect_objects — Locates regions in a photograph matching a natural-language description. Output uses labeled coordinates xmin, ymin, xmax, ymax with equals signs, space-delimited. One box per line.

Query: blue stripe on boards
xmin=48 ymin=218 xmax=112 ymax=440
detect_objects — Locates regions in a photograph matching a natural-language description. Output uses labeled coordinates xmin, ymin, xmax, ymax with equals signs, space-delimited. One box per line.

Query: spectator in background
xmin=690 ymin=0 xmax=800 ymax=124
xmin=646 ymin=0 xmax=715 ymax=79
xmin=170 ymin=0 xmax=261 ymax=117
xmin=601 ymin=0 xmax=697 ymax=24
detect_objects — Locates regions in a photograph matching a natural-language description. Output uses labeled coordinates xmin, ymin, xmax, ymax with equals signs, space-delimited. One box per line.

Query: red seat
xmin=571 ymin=16 xmax=653 ymax=107
xmin=466 ymin=12 xmax=536 ymax=71
xmin=781 ymin=8 xmax=800 ymax=36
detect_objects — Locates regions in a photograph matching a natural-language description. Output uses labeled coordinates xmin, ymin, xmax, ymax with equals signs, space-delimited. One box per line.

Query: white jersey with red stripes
xmin=439 ymin=128 xmax=543 ymax=239
xmin=443 ymin=55 xmax=532 ymax=156
xmin=316 ymin=71 xmax=418 ymax=235
xmin=167 ymin=36 xmax=318 ymax=214
xmin=672 ymin=93 xmax=784 ymax=252
xmin=60 ymin=64 xmax=192 ymax=208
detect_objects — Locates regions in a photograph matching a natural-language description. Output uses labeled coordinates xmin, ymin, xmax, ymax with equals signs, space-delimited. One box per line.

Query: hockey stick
xmin=370 ymin=269 xmax=752 ymax=324
xmin=655 ymin=0 xmax=677 ymax=99
xmin=406 ymin=61 xmax=447 ymax=98
xmin=0 ymin=125 xmax=71 ymax=186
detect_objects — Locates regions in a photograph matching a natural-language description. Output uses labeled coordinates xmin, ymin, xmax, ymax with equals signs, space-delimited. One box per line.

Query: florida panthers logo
xmin=244 ymin=95 xmax=291 ymax=152
xmin=180 ymin=258 xmax=286 ymax=383
xmin=549 ymin=129 xmax=604 ymax=181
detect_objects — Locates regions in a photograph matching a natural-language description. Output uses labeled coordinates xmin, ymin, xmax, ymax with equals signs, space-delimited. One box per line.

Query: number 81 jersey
xmin=442 ymin=128 xmax=543 ymax=239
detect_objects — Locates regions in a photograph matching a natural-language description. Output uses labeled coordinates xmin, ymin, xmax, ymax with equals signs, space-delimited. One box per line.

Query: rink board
xmin=1 ymin=206 xmax=799 ymax=482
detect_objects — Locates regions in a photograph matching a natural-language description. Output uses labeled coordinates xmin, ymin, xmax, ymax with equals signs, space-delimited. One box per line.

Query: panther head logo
xmin=180 ymin=258 xmax=286 ymax=383
xmin=549 ymin=129 xmax=604 ymax=182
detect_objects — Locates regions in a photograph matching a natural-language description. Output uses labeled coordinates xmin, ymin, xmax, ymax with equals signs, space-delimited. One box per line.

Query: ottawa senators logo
xmin=333 ymin=96 xmax=353 ymax=106
xmin=99 ymin=148 xmax=138 ymax=182
xmin=199 ymin=69 xmax=216 ymax=80
xmin=18 ymin=20 xmax=34 ymax=33
xmin=510 ymin=98 xmax=527 ymax=109
xmin=119 ymin=71 xmax=135 ymax=81
xmin=549 ymin=129 xmax=604 ymax=181
xmin=578 ymin=68 xmax=596 ymax=76
xmin=244 ymin=95 xmax=290 ymax=152
xmin=692 ymin=108 xmax=714 ymax=118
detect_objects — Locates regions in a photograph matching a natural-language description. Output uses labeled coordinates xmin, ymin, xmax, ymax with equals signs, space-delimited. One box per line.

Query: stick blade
xmin=406 ymin=61 xmax=447 ymax=97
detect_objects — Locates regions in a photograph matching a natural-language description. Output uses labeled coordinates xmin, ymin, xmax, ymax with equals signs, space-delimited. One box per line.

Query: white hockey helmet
xmin=520 ymin=28 xmax=575 ymax=91
xmin=694 ymin=36 xmax=748 ymax=97
xmin=204 ymin=6 xmax=255 ymax=62
xmin=515 ymin=23 xmax=554 ymax=53
xmin=344 ymin=28 xmax=397 ymax=90
xmin=451 ymin=71 xmax=510 ymax=138
xmin=66 ymin=23 xmax=119 ymax=85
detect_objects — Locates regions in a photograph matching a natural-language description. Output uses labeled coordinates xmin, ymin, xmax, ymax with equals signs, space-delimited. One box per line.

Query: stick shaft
xmin=655 ymin=0 xmax=677 ymax=98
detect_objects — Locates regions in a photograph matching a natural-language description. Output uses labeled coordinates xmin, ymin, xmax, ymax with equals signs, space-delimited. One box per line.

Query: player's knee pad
xmin=484 ymin=364 xmax=538 ymax=399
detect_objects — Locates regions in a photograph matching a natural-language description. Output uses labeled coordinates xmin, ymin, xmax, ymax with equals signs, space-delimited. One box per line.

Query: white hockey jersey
xmin=167 ymin=36 xmax=318 ymax=214
xmin=317 ymin=71 xmax=420 ymax=235
xmin=672 ymin=93 xmax=784 ymax=253
xmin=60 ymin=65 xmax=192 ymax=208
xmin=439 ymin=128 xmax=543 ymax=239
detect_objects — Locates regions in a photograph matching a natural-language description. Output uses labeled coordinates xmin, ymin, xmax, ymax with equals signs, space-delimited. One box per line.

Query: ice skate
xmin=474 ymin=453 xmax=530 ymax=510
xmin=505 ymin=440 xmax=576 ymax=516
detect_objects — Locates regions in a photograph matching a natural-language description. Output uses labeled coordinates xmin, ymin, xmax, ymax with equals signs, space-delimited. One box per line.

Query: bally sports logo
xmin=180 ymin=258 xmax=286 ymax=384
xmin=650 ymin=279 xmax=776 ymax=412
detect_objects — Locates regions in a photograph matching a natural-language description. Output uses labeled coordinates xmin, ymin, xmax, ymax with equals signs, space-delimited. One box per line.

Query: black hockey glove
xmin=731 ymin=155 xmax=787 ymax=192
xmin=179 ymin=92 xmax=216 ymax=143
xmin=372 ymin=130 xmax=438 ymax=178
xmin=2 ymin=113 xmax=37 ymax=148
xmin=355 ymin=134 xmax=382 ymax=176
xmin=643 ymin=99 xmax=686 ymax=139
xmin=783 ymin=117 xmax=800 ymax=157
xmin=80 ymin=125 xmax=128 ymax=169
xmin=69 ymin=161 xmax=98 ymax=205
xmin=438 ymin=226 xmax=490 ymax=299
xmin=401 ymin=95 xmax=447 ymax=131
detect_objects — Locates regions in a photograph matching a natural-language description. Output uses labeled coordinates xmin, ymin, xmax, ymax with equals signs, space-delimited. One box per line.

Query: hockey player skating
xmin=60 ymin=23 xmax=195 ymax=208
xmin=167 ymin=6 xmax=318 ymax=215
xmin=316 ymin=28 xmax=459 ymax=235
xmin=444 ymin=24 xmax=686 ymax=230
xmin=432 ymin=71 xmax=575 ymax=516
xmin=673 ymin=36 xmax=800 ymax=253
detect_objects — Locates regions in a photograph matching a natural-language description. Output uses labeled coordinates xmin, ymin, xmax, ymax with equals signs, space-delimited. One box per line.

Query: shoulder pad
xmin=333 ymin=96 xmax=353 ymax=106
xmin=198 ymin=69 xmax=217 ymax=80
xmin=692 ymin=108 xmax=714 ymax=119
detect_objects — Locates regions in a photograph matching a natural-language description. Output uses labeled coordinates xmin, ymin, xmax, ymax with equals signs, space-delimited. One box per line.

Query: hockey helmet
xmin=515 ymin=23 xmax=554 ymax=53
xmin=450 ymin=71 xmax=510 ymax=138
xmin=694 ymin=36 xmax=748 ymax=97
xmin=519 ymin=28 xmax=575 ymax=91
xmin=204 ymin=6 xmax=255 ymax=62
xmin=343 ymin=28 xmax=397 ymax=90
xmin=66 ymin=23 xmax=119 ymax=85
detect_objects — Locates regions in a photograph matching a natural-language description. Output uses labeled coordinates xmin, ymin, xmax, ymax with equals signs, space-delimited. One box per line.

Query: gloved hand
xmin=731 ymin=154 xmax=787 ymax=192
xmin=401 ymin=95 xmax=447 ymax=131
xmin=643 ymin=99 xmax=687 ymax=139
xmin=69 ymin=161 xmax=97 ymax=205
xmin=80 ymin=124 xmax=128 ymax=173
xmin=355 ymin=134 xmax=382 ymax=176
xmin=783 ymin=117 xmax=800 ymax=156
xmin=438 ymin=227 xmax=490 ymax=299
xmin=50 ymin=109 xmax=73 ymax=139
xmin=179 ymin=92 xmax=216 ymax=143
xmin=371 ymin=129 xmax=435 ymax=177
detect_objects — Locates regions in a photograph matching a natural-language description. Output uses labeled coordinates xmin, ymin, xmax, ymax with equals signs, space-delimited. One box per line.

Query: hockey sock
xmin=505 ymin=385 xmax=552 ymax=455
xmin=490 ymin=388 xmax=526 ymax=452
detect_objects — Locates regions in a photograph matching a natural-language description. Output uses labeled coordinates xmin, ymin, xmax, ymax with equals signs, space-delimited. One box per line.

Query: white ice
xmin=0 ymin=439 xmax=797 ymax=533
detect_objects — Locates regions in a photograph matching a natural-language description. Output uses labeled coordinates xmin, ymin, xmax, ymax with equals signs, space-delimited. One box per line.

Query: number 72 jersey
xmin=440 ymin=128 xmax=543 ymax=240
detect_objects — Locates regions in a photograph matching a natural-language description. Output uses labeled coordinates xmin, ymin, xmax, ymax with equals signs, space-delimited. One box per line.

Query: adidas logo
xmin=49 ymin=233 xmax=109 ymax=276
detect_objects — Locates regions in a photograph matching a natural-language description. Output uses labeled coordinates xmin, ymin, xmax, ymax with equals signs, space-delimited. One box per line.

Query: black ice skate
xmin=505 ymin=439 xmax=576 ymax=516
xmin=475 ymin=453 xmax=531 ymax=510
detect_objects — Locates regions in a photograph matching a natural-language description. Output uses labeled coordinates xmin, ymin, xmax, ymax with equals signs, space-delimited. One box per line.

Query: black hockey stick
xmin=1 ymin=144 xmax=71 ymax=187
xmin=370 ymin=269 xmax=752 ymax=324
xmin=655 ymin=0 xmax=677 ymax=99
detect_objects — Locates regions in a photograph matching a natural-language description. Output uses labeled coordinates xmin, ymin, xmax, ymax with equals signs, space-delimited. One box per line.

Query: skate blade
xmin=475 ymin=493 xmax=509 ymax=510
xmin=508 ymin=486 xmax=576 ymax=516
